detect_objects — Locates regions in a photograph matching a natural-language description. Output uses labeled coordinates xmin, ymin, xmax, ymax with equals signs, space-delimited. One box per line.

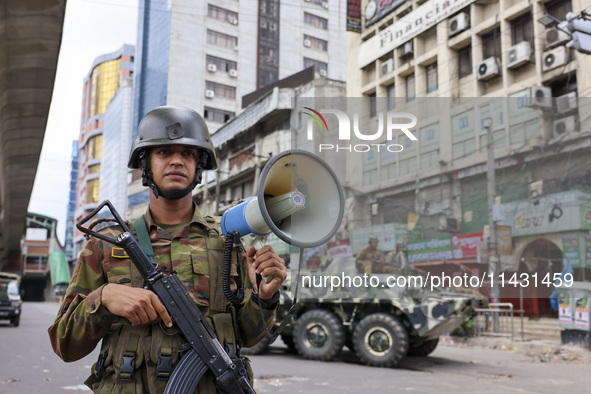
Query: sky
xmin=28 ymin=0 xmax=139 ymax=244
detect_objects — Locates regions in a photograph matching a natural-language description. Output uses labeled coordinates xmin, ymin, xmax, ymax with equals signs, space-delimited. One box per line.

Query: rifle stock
xmin=77 ymin=200 xmax=256 ymax=394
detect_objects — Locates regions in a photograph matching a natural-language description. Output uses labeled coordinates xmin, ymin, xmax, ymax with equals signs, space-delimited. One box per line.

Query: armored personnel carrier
xmin=243 ymin=256 xmax=486 ymax=367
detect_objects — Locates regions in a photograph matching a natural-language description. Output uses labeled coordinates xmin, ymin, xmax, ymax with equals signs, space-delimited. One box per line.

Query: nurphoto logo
xmin=304 ymin=107 xmax=418 ymax=153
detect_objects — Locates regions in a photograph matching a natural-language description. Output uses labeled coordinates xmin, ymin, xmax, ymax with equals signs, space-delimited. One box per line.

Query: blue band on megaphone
xmin=220 ymin=198 xmax=270 ymax=237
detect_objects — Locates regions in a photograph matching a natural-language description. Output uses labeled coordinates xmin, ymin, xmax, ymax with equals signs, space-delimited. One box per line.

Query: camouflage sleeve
xmin=48 ymin=237 xmax=116 ymax=362
xmin=356 ymin=248 xmax=367 ymax=263
xmin=237 ymin=295 xmax=276 ymax=348
xmin=234 ymin=250 xmax=276 ymax=348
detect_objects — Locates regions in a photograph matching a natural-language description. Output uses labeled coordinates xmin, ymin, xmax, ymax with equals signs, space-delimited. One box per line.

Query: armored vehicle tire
xmin=407 ymin=338 xmax=439 ymax=357
xmin=353 ymin=313 xmax=409 ymax=367
xmin=240 ymin=337 xmax=270 ymax=355
xmin=10 ymin=315 xmax=19 ymax=327
xmin=293 ymin=309 xmax=345 ymax=361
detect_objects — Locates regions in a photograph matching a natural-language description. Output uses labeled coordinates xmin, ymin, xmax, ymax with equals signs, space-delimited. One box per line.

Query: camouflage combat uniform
xmin=355 ymin=247 xmax=394 ymax=274
xmin=48 ymin=204 xmax=275 ymax=393
xmin=385 ymin=250 xmax=409 ymax=273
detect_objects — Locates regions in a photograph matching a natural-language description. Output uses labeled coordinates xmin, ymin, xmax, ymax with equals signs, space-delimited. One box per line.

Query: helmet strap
xmin=140 ymin=149 xmax=208 ymax=200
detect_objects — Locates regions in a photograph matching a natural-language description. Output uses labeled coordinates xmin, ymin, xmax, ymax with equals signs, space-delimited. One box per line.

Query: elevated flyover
xmin=0 ymin=0 xmax=67 ymax=270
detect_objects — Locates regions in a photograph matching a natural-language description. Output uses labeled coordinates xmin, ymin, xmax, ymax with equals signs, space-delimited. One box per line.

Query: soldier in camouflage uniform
xmin=355 ymin=237 xmax=395 ymax=274
xmin=48 ymin=106 xmax=287 ymax=393
xmin=385 ymin=242 xmax=409 ymax=274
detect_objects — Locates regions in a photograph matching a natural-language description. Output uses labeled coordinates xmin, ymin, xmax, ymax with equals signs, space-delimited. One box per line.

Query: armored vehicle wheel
xmin=240 ymin=337 xmax=270 ymax=355
xmin=10 ymin=315 xmax=19 ymax=327
xmin=353 ymin=313 xmax=408 ymax=367
xmin=407 ymin=338 xmax=439 ymax=357
xmin=293 ymin=309 xmax=345 ymax=361
xmin=281 ymin=335 xmax=296 ymax=353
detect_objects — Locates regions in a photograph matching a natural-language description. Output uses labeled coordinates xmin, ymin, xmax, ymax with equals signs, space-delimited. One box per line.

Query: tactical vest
xmin=85 ymin=218 xmax=253 ymax=394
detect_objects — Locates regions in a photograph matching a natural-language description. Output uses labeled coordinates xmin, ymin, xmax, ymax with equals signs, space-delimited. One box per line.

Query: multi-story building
xmin=343 ymin=0 xmax=591 ymax=316
xmin=72 ymin=44 xmax=135 ymax=258
xmin=127 ymin=0 xmax=348 ymax=218
xmin=195 ymin=67 xmax=346 ymax=217
xmin=133 ymin=0 xmax=346 ymax=135
xmin=64 ymin=140 xmax=78 ymax=268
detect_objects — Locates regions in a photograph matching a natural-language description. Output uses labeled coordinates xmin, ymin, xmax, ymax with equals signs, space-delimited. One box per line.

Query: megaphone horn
xmin=221 ymin=150 xmax=344 ymax=248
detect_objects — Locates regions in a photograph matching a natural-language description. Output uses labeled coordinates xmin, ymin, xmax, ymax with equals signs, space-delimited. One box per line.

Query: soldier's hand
xmin=101 ymin=284 xmax=173 ymax=327
xmin=246 ymin=245 xmax=287 ymax=300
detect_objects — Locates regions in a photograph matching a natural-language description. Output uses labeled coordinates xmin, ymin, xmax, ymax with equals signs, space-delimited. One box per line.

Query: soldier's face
xmin=146 ymin=145 xmax=199 ymax=191
xmin=370 ymin=241 xmax=378 ymax=249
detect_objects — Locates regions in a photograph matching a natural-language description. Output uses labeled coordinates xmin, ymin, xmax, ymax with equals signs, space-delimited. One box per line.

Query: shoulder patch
xmin=111 ymin=247 xmax=130 ymax=259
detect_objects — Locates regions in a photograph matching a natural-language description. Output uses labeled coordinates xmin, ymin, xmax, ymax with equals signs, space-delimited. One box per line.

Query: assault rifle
xmin=77 ymin=200 xmax=255 ymax=394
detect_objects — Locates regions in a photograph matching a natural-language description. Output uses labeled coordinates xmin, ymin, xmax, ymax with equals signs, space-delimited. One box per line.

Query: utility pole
xmin=484 ymin=117 xmax=500 ymax=332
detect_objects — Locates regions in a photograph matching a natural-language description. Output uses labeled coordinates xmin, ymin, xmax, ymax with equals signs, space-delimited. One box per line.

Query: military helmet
xmin=128 ymin=106 xmax=217 ymax=169
xmin=369 ymin=236 xmax=379 ymax=243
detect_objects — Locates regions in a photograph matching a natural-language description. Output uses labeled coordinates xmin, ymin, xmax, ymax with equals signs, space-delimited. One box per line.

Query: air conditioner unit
xmin=477 ymin=57 xmax=499 ymax=81
xmin=545 ymin=22 xmax=570 ymax=49
xmin=553 ymin=115 xmax=577 ymax=138
xmin=229 ymin=69 xmax=238 ymax=78
xmin=528 ymin=85 xmax=552 ymax=108
xmin=381 ymin=59 xmax=393 ymax=76
xmin=507 ymin=41 xmax=532 ymax=69
xmin=229 ymin=17 xmax=238 ymax=25
xmin=449 ymin=12 xmax=469 ymax=36
xmin=319 ymin=69 xmax=328 ymax=77
xmin=439 ymin=217 xmax=460 ymax=232
xmin=556 ymin=92 xmax=577 ymax=114
xmin=399 ymin=41 xmax=413 ymax=57
xmin=260 ymin=20 xmax=268 ymax=29
xmin=323 ymin=2 xmax=329 ymax=9
xmin=304 ymin=39 xmax=312 ymax=47
xmin=542 ymin=46 xmax=568 ymax=72
xmin=205 ymin=90 xmax=215 ymax=98
xmin=207 ymin=63 xmax=217 ymax=73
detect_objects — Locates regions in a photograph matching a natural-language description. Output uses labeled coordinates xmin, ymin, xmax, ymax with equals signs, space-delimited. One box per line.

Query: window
xmin=511 ymin=13 xmax=534 ymax=46
xmin=368 ymin=93 xmax=377 ymax=118
xmin=206 ymin=55 xmax=237 ymax=72
xmin=398 ymin=136 xmax=417 ymax=175
xmin=87 ymin=134 xmax=103 ymax=160
xmin=304 ymin=57 xmax=328 ymax=73
xmin=387 ymin=83 xmax=395 ymax=110
xmin=362 ymin=150 xmax=378 ymax=185
xmin=458 ymin=46 xmax=472 ymax=78
xmin=88 ymin=164 xmax=101 ymax=174
xmin=208 ymin=4 xmax=238 ymax=24
xmin=546 ymin=0 xmax=572 ymax=21
xmin=452 ymin=110 xmax=476 ymax=159
xmin=419 ymin=124 xmax=440 ymax=169
xmin=87 ymin=178 xmax=100 ymax=203
xmin=205 ymin=81 xmax=236 ymax=99
xmin=204 ymin=106 xmax=235 ymax=123
xmin=426 ymin=63 xmax=438 ymax=93
xmin=406 ymin=73 xmax=415 ymax=102
xmin=206 ymin=30 xmax=238 ymax=49
xmin=303 ymin=35 xmax=328 ymax=51
xmin=304 ymin=12 xmax=328 ymax=30
xmin=482 ymin=28 xmax=501 ymax=59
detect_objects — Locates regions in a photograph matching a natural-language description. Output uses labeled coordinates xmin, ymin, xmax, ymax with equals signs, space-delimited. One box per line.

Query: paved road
xmin=1 ymin=302 xmax=590 ymax=393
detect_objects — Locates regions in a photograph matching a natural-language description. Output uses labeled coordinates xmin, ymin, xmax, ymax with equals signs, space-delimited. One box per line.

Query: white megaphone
xmin=220 ymin=150 xmax=344 ymax=281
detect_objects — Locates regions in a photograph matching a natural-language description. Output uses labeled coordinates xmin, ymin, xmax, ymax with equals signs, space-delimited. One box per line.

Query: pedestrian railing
xmin=474 ymin=302 xmax=524 ymax=341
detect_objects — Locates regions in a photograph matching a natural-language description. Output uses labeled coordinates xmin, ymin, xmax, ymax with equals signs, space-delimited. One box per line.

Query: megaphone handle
xmin=245 ymin=236 xmax=274 ymax=284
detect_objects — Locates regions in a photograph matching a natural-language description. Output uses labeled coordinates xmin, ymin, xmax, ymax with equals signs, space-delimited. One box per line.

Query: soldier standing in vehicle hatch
xmin=48 ymin=106 xmax=287 ymax=393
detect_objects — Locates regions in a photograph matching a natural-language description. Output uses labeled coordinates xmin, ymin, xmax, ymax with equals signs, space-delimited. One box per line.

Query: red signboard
xmin=327 ymin=239 xmax=353 ymax=258
xmin=451 ymin=232 xmax=484 ymax=259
